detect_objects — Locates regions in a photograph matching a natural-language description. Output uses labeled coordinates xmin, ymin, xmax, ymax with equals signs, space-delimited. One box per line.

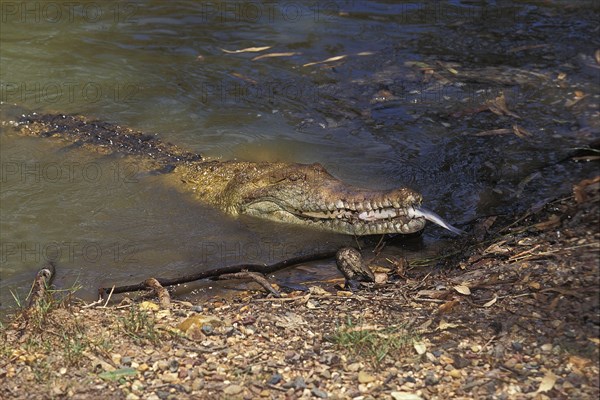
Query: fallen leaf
xmin=391 ymin=392 xmax=424 ymax=400
xmin=252 ymin=52 xmax=298 ymax=61
xmin=374 ymin=272 xmax=388 ymax=284
xmin=453 ymin=285 xmax=471 ymax=295
xmin=413 ymin=340 xmax=427 ymax=355
xmin=98 ymin=368 xmax=137 ymax=381
xmin=512 ymin=124 xmax=532 ymax=139
xmin=484 ymin=242 xmax=511 ymax=255
xmin=230 ymin=72 xmax=257 ymax=84
xmin=483 ymin=296 xmax=497 ymax=308
xmin=533 ymin=215 xmax=561 ymax=230
xmin=473 ymin=128 xmax=512 ymax=137
xmin=438 ymin=320 xmax=460 ymax=330
xmin=139 ymin=301 xmax=159 ymax=311
xmin=438 ymin=299 xmax=460 ymax=314
xmin=536 ymin=371 xmax=557 ymax=393
xmin=303 ymin=55 xmax=347 ymax=67
xmin=220 ymin=46 xmax=271 ymax=54
xmin=486 ymin=92 xmax=521 ymax=119
xmin=358 ymin=371 xmax=376 ymax=383
xmin=568 ymin=355 xmax=592 ymax=369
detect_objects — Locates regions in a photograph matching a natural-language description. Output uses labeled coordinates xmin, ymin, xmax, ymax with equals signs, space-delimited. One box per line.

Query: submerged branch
xmin=98 ymin=250 xmax=337 ymax=298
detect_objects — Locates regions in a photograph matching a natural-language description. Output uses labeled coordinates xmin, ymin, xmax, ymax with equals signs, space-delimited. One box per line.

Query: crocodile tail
xmin=14 ymin=113 xmax=202 ymax=166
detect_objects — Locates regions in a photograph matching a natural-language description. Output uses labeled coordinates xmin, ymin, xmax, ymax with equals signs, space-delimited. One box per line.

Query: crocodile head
xmin=210 ymin=162 xmax=462 ymax=236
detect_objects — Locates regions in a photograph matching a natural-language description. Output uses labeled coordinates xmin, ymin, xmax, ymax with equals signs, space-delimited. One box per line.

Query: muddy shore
xmin=1 ymin=177 xmax=598 ymax=400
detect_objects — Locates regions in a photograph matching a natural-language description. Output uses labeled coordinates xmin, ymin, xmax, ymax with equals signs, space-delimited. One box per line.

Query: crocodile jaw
xmin=240 ymin=192 xmax=428 ymax=235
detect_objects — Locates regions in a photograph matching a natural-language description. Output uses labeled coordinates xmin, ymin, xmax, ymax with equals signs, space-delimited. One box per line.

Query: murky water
xmin=1 ymin=1 xmax=598 ymax=312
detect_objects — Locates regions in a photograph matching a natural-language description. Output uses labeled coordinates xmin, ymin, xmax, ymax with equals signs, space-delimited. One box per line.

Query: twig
xmin=27 ymin=262 xmax=56 ymax=309
xmin=144 ymin=278 xmax=171 ymax=307
xmin=98 ymin=250 xmax=337 ymax=297
xmin=218 ymin=272 xmax=281 ymax=298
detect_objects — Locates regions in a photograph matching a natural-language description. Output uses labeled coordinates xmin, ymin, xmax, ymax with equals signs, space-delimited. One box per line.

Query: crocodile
xmin=9 ymin=113 xmax=463 ymax=236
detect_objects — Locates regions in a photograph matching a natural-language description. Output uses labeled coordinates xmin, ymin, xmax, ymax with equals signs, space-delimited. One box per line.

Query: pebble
xmin=346 ymin=362 xmax=361 ymax=372
xmin=425 ymin=371 xmax=439 ymax=386
xmin=223 ymin=384 xmax=243 ymax=395
xmin=511 ymin=342 xmax=523 ymax=352
xmin=541 ymin=343 xmax=553 ymax=353
xmin=452 ymin=355 xmax=470 ymax=369
xmin=267 ymin=373 xmax=282 ymax=385
xmin=161 ymin=372 xmax=179 ymax=383
xmin=156 ymin=360 xmax=169 ymax=371
xmin=449 ymin=369 xmax=462 ymax=379
xmin=311 ymin=388 xmax=328 ymax=398
xmin=358 ymin=371 xmax=376 ymax=383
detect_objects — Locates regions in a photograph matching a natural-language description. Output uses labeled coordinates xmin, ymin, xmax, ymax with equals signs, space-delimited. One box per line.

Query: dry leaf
xmin=139 ymin=301 xmax=159 ymax=311
xmin=533 ymin=215 xmax=561 ymax=230
xmin=473 ymin=128 xmax=512 ymax=137
xmin=573 ymin=176 xmax=600 ymax=203
xmin=568 ymin=355 xmax=592 ymax=369
xmin=391 ymin=392 xmax=424 ymax=400
xmin=252 ymin=52 xmax=298 ymax=61
xmin=486 ymin=93 xmax=521 ymax=119
xmin=484 ymin=242 xmax=511 ymax=255
xmin=454 ymin=285 xmax=471 ymax=295
xmin=438 ymin=320 xmax=460 ymax=330
xmin=536 ymin=371 xmax=557 ymax=393
xmin=413 ymin=340 xmax=427 ymax=355
xmin=438 ymin=299 xmax=460 ymax=314
xmin=303 ymin=55 xmax=347 ymax=67
xmin=483 ymin=296 xmax=497 ymax=307
xmin=230 ymin=72 xmax=257 ymax=84
xmin=374 ymin=272 xmax=388 ymax=284
xmin=512 ymin=124 xmax=532 ymax=139
xmin=220 ymin=46 xmax=271 ymax=54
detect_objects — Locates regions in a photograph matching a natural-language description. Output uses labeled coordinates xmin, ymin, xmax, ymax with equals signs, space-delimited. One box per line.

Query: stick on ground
xmin=28 ymin=262 xmax=56 ymax=309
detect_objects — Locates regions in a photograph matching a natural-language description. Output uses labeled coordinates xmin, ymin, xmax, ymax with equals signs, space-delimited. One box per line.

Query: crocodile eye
xmin=287 ymin=173 xmax=299 ymax=181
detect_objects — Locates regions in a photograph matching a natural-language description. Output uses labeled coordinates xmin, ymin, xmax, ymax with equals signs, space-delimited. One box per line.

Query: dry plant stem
xmin=144 ymin=278 xmax=171 ymax=307
xmin=217 ymin=272 xmax=282 ymax=298
xmin=27 ymin=262 xmax=56 ymax=308
xmin=98 ymin=250 xmax=337 ymax=298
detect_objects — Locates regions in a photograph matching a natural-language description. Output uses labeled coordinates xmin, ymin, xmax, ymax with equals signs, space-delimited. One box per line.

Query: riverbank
xmin=1 ymin=177 xmax=598 ymax=400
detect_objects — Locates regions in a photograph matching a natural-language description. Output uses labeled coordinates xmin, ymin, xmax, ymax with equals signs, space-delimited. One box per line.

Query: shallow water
xmin=1 ymin=1 xmax=599 ymax=311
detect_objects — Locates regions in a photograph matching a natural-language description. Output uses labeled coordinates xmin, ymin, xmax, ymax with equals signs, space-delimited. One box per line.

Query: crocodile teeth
xmin=335 ymin=200 xmax=345 ymax=209
xmin=365 ymin=202 xmax=373 ymax=211
xmin=358 ymin=209 xmax=398 ymax=221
